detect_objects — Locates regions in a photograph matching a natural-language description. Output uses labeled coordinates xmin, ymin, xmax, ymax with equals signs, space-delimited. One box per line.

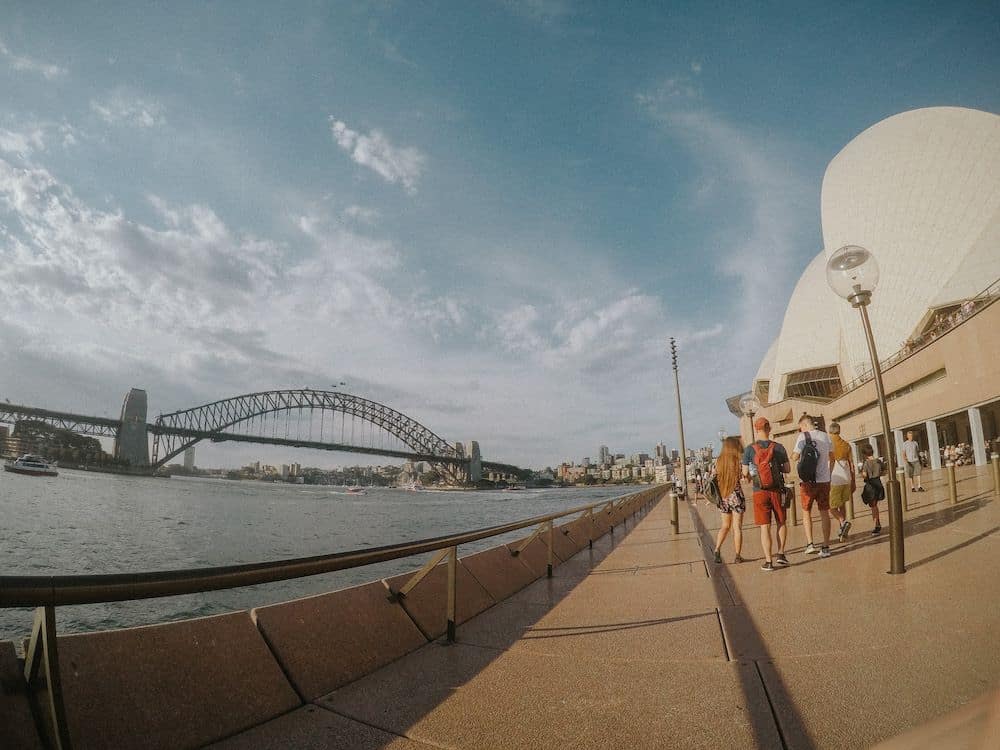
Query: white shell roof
xmin=768 ymin=251 xmax=843 ymax=400
xmin=821 ymin=106 xmax=1000 ymax=378
xmin=753 ymin=107 xmax=1000 ymax=398
xmin=754 ymin=338 xmax=778 ymax=386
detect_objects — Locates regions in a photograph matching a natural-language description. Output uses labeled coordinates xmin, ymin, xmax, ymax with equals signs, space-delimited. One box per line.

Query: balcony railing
xmin=833 ymin=276 xmax=999 ymax=398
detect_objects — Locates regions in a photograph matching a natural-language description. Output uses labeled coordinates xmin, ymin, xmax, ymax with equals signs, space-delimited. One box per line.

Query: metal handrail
xmin=0 ymin=490 xmax=659 ymax=608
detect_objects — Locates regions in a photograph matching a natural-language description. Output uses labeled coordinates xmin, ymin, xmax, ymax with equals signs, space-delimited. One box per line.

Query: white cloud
xmin=329 ymin=117 xmax=425 ymax=193
xmin=91 ymin=90 xmax=165 ymax=128
xmin=502 ymin=0 xmax=574 ymax=26
xmin=496 ymin=304 xmax=544 ymax=352
xmin=343 ymin=204 xmax=380 ymax=225
xmin=0 ymin=127 xmax=46 ymax=155
xmin=0 ymin=39 xmax=65 ymax=79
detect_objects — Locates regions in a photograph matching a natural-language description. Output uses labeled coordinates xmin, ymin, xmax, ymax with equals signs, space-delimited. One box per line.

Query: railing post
xmin=992 ymin=454 xmax=1000 ymax=499
xmin=546 ymin=521 xmax=554 ymax=578
xmin=446 ymin=546 xmax=457 ymax=643
xmin=670 ymin=492 xmax=679 ymax=534
xmin=23 ymin=606 xmax=72 ymax=750
xmin=947 ymin=462 xmax=958 ymax=505
xmin=897 ymin=469 xmax=908 ymax=511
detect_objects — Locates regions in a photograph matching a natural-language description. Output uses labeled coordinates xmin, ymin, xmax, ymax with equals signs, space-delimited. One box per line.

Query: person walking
xmin=742 ymin=417 xmax=790 ymax=571
xmin=902 ymin=431 xmax=925 ymax=492
xmin=792 ymin=414 xmax=834 ymax=558
xmin=711 ymin=436 xmax=746 ymax=564
xmin=860 ymin=444 xmax=885 ymax=534
xmin=827 ymin=422 xmax=855 ymax=541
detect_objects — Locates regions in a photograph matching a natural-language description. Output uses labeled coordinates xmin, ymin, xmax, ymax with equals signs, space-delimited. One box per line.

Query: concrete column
xmin=850 ymin=441 xmax=860 ymax=467
xmin=869 ymin=436 xmax=878 ymax=457
xmin=926 ymin=419 xmax=941 ymax=471
xmin=893 ymin=429 xmax=905 ymax=467
xmin=969 ymin=407 xmax=988 ymax=466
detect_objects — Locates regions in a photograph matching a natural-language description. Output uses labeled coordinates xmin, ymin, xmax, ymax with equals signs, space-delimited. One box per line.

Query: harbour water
xmin=0 ymin=468 xmax=629 ymax=643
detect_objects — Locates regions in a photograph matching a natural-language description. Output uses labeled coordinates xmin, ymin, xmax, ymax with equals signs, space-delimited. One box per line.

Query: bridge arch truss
xmin=150 ymin=389 xmax=459 ymax=469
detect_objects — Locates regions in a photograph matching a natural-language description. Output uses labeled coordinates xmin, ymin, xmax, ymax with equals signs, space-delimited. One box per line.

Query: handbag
xmin=861 ymin=480 xmax=876 ymax=505
xmin=705 ymin=476 xmax=722 ymax=507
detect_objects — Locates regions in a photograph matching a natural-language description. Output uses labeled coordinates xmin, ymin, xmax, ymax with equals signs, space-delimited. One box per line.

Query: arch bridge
xmin=0 ymin=389 xmax=523 ymax=482
xmin=149 ymin=389 xmax=524 ymax=481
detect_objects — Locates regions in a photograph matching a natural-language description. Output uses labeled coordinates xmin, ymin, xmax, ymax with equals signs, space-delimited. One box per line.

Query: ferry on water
xmin=3 ymin=454 xmax=59 ymax=477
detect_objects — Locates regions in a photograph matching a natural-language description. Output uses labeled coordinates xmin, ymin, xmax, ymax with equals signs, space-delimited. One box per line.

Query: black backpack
xmin=797 ymin=432 xmax=819 ymax=483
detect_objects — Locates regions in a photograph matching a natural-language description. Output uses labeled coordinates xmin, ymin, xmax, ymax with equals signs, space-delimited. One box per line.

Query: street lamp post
xmin=739 ymin=393 xmax=761 ymax=448
xmin=826 ymin=245 xmax=905 ymax=574
xmin=670 ymin=338 xmax=688 ymax=499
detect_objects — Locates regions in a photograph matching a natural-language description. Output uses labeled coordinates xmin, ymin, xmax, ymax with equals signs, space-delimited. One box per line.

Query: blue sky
xmin=1 ymin=1 xmax=998 ymax=469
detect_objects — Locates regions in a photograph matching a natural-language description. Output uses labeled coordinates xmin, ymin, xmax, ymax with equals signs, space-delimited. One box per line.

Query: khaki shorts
xmin=829 ymin=483 xmax=851 ymax=509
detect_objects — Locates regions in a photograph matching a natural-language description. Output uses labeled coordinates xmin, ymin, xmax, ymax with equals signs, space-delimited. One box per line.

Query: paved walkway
xmin=213 ymin=465 xmax=1000 ymax=749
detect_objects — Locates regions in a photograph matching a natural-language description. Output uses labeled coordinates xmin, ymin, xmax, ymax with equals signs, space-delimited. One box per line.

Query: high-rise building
xmin=582 ymin=457 xmax=590 ymax=468
xmin=599 ymin=446 xmax=610 ymax=465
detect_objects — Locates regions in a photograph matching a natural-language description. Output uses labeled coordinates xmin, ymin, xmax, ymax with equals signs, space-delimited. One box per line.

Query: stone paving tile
xmin=760 ymin=643 xmax=1000 ymax=750
xmin=205 ymin=705 xmax=438 ymax=749
xmin=320 ymin=644 xmax=777 ymax=750
xmin=300 ymin=473 xmax=999 ymax=749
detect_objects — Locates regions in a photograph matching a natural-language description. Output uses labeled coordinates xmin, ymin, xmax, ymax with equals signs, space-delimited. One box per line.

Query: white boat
xmin=3 ymin=454 xmax=59 ymax=477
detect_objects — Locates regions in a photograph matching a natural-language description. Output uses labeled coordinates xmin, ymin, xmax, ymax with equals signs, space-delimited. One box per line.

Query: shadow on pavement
xmin=686 ymin=501 xmax=816 ymax=750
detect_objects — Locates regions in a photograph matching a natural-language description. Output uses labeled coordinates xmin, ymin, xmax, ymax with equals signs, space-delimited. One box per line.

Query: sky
xmin=0 ymin=1 xmax=998 ymax=470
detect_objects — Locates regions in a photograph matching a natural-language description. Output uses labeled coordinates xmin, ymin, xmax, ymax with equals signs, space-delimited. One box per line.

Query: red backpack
xmin=752 ymin=441 xmax=784 ymax=490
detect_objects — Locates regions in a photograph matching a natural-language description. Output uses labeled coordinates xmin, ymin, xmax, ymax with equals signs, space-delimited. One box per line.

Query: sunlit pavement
xmin=212 ymin=464 xmax=1000 ymax=749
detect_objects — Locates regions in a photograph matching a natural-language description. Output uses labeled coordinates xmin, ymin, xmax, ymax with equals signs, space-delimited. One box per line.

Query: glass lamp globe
xmin=739 ymin=393 xmax=761 ymax=416
xmin=826 ymin=245 xmax=880 ymax=304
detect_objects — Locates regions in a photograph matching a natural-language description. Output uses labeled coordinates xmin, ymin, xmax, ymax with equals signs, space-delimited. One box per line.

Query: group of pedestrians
xmin=709 ymin=414 xmax=886 ymax=571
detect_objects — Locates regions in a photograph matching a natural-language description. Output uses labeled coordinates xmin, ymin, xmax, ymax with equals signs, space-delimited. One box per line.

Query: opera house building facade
xmin=730 ymin=106 xmax=1000 ymax=470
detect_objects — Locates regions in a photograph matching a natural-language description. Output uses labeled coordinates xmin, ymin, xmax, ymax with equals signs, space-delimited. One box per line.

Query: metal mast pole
xmin=857 ymin=300 xmax=905 ymax=573
xmin=670 ymin=338 xmax=689 ymax=499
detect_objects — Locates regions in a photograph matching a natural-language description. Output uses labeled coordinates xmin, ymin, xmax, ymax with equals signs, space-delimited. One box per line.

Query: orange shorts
xmin=800 ymin=481 xmax=830 ymax=511
xmin=753 ymin=489 xmax=787 ymax=526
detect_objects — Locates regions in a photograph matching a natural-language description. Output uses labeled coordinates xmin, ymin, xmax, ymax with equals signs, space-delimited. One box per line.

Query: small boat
xmin=345 ymin=485 xmax=365 ymax=495
xmin=3 ymin=454 xmax=59 ymax=477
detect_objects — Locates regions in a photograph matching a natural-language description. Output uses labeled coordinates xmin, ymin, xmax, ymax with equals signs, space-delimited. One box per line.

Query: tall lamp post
xmin=670 ymin=338 xmax=688 ymax=498
xmin=826 ymin=245 xmax=905 ymax=574
xmin=739 ymin=393 xmax=761 ymax=447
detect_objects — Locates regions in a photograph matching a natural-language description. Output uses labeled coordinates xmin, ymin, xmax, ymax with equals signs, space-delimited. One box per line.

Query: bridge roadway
xmin=217 ymin=464 xmax=999 ymax=749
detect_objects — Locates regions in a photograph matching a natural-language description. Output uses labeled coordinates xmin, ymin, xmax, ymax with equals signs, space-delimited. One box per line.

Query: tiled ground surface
xmin=213 ymin=465 xmax=1000 ymax=749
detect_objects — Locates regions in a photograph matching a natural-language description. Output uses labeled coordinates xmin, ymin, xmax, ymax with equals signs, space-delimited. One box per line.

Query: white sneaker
xmin=804 ymin=543 xmax=820 ymax=554
xmin=819 ymin=547 xmax=832 ymax=558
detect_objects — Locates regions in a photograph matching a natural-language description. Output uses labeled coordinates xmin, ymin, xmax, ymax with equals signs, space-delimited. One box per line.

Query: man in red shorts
xmin=792 ymin=414 xmax=833 ymax=558
xmin=742 ymin=417 xmax=791 ymax=571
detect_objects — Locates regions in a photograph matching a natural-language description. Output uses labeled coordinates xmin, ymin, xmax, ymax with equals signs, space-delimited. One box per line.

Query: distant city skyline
xmin=1 ymin=2 xmax=997 ymax=467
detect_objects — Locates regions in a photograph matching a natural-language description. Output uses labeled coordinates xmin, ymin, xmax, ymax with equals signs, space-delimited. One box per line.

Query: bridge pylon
xmin=114 ymin=388 xmax=149 ymax=467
